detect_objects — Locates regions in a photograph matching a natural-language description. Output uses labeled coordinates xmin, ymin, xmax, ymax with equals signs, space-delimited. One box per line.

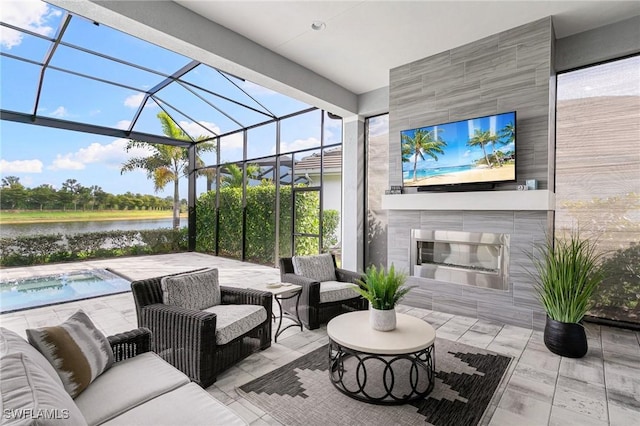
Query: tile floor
xmin=1 ymin=253 xmax=638 ymax=425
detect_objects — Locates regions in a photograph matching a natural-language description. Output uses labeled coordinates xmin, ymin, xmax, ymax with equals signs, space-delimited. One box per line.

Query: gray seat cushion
xmin=319 ymin=281 xmax=360 ymax=303
xmin=74 ymin=352 xmax=190 ymax=426
xmin=204 ymin=305 xmax=267 ymax=345
xmin=292 ymin=253 xmax=337 ymax=282
xmin=101 ymin=383 xmax=247 ymax=426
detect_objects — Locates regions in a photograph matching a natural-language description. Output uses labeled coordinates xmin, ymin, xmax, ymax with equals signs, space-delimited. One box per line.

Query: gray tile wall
xmin=387 ymin=18 xmax=555 ymax=330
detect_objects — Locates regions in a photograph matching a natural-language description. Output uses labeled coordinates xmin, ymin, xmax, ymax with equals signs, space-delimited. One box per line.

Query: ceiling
xmin=176 ymin=1 xmax=640 ymax=95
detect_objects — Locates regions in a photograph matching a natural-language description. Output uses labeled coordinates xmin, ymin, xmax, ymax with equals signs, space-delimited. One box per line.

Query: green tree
xmin=29 ymin=184 xmax=57 ymax=210
xmin=221 ymin=163 xmax=261 ymax=188
xmin=401 ymin=128 xmax=446 ymax=181
xmin=0 ymin=176 xmax=26 ymax=209
xmin=121 ymin=111 xmax=214 ymax=229
xmin=468 ymin=129 xmax=495 ymax=167
xmin=492 ymin=122 xmax=515 ymax=166
xmin=61 ymin=179 xmax=82 ymax=210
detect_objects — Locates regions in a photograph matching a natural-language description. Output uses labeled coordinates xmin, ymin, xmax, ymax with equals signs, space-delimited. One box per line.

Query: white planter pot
xmin=370 ymin=307 xmax=396 ymax=331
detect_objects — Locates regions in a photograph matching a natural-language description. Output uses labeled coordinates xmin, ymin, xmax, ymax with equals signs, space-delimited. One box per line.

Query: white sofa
xmin=0 ymin=327 xmax=246 ymax=426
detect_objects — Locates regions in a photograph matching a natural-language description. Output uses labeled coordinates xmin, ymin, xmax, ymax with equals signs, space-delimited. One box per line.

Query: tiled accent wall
xmin=386 ymin=18 xmax=555 ymax=330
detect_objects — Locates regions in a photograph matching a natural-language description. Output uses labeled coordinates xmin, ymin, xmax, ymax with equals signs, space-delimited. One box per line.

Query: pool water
xmin=0 ymin=269 xmax=131 ymax=313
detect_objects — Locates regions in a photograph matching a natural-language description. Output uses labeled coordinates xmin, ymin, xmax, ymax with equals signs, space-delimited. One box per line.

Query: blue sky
xmin=0 ymin=1 xmax=341 ymax=198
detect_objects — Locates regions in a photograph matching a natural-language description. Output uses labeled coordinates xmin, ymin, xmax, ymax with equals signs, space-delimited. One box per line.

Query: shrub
xmin=0 ymin=228 xmax=186 ymax=267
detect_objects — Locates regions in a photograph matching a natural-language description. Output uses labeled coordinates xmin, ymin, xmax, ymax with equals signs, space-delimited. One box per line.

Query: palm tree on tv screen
xmin=468 ymin=129 xmax=495 ymax=168
xmin=401 ymin=128 xmax=446 ymax=182
xmin=121 ymin=111 xmax=215 ymax=229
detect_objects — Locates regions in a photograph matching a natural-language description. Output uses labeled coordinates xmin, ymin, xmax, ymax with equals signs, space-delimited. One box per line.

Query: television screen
xmin=401 ymin=111 xmax=516 ymax=188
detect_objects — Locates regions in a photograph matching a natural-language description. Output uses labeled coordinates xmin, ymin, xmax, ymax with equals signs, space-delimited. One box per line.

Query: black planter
xmin=544 ymin=316 xmax=588 ymax=358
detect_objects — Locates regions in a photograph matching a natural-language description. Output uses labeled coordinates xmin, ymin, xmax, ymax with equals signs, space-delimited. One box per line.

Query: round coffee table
xmin=327 ymin=311 xmax=436 ymax=405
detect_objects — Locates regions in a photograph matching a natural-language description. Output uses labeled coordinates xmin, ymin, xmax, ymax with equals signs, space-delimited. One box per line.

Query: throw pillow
xmin=161 ymin=268 xmax=220 ymax=310
xmin=26 ymin=309 xmax=114 ymax=399
xmin=292 ymin=253 xmax=337 ymax=282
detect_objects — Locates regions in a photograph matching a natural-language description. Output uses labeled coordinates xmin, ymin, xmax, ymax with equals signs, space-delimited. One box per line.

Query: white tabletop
xmin=327 ymin=311 xmax=436 ymax=355
xmin=256 ymin=282 xmax=301 ymax=296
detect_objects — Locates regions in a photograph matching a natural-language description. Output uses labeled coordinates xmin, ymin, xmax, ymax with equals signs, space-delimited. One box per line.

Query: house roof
xmin=296 ymin=147 xmax=342 ymax=173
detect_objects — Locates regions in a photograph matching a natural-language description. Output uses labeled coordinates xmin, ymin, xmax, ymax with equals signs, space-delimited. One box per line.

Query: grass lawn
xmin=0 ymin=210 xmax=186 ymax=224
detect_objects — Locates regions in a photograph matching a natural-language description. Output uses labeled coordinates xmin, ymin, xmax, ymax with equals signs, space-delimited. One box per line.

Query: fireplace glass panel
xmin=411 ymin=230 xmax=509 ymax=290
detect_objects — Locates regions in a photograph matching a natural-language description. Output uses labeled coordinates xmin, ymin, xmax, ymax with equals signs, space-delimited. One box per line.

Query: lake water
xmin=0 ymin=218 xmax=178 ymax=238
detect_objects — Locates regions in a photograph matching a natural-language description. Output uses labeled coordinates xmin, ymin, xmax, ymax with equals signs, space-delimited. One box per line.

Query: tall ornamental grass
xmin=355 ymin=264 xmax=412 ymax=310
xmin=532 ymin=231 xmax=605 ymax=323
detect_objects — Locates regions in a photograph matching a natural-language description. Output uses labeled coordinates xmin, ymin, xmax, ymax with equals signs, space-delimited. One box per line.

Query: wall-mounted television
xmin=401 ymin=111 xmax=516 ymax=189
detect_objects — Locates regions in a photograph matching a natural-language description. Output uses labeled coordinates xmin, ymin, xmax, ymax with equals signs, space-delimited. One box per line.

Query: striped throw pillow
xmin=26 ymin=310 xmax=114 ymax=398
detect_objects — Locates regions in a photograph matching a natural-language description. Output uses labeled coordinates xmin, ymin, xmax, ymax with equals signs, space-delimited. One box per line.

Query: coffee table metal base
xmin=329 ymin=339 xmax=435 ymax=405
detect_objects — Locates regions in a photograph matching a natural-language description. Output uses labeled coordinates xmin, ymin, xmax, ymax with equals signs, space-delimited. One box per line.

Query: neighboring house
xmin=295 ymin=147 xmax=342 ymax=246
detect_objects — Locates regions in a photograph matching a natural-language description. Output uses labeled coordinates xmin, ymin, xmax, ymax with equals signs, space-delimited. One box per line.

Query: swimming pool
xmin=0 ymin=269 xmax=131 ymax=313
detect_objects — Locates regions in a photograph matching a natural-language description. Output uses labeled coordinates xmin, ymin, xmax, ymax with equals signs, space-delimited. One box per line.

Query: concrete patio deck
xmin=1 ymin=253 xmax=638 ymax=425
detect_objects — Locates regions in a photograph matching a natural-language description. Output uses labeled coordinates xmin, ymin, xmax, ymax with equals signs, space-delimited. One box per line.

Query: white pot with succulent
xmin=355 ymin=264 xmax=412 ymax=331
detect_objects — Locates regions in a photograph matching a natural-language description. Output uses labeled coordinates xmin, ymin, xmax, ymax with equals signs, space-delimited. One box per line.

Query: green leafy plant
xmin=531 ymin=230 xmax=605 ymax=323
xmin=355 ymin=264 xmax=413 ymax=310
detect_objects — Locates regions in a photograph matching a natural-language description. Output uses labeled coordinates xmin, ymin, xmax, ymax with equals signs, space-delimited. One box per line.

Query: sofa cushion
xmin=292 ymin=253 xmax=336 ymax=282
xmin=101 ymin=383 xmax=246 ymax=426
xmin=74 ymin=352 xmax=190 ymax=426
xmin=0 ymin=327 xmax=64 ymax=389
xmin=204 ymin=304 xmax=267 ymax=345
xmin=26 ymin=310 xmax=114 ymax=398
xmin=161 ymin=268 xmax=220 ymax=310
xmin=0 ymin=352 xmax=87 ymax=426
xmin=319 ymin=281 xmax=360 ymax=303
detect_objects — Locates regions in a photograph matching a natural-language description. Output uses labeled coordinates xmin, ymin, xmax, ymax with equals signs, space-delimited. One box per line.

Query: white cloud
xmin=47 ymin=138 xmax=154 ymax=171
xmin=178 ymin=120 xmax=219 ymax=139
xmin=49 ymin=106 xmax=69 ymax=118
xmin=0 ymin=1 xmax=55 ymax=48
xmin=276 ymin=137 xmax=321 ymax=154
xmin=124 ymin=93 xmax=155 ymax=109
xmin=367 ymin=115 xmax=389 ymax=137
xmin=116 ymin=120 xmax=131 ymax=130
xmin=0 ymin=159 xmax=43 ymax=173
xmin=49 ymin=155 xmax=85 ymax=171
xmin=220 ymin=132 xmax=243 ymax=149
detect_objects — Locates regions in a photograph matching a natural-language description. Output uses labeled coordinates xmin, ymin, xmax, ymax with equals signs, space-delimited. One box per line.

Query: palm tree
xmin=401 ymin=128 xmax=446 ymax=181
xmin=221 ymin=163 xmax=261 ymax=188
xmin=500 ymin=123 xmax=515 ymax=143
xmin=468 ymin=129 xmax=495 ymax=168
xmin=121 ymin=111 xmax=214 ymax=229
xmin=494 ymin=122 xmax=515 ymax=166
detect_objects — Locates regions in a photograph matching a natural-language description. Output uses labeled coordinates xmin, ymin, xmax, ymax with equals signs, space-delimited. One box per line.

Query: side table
xmin=262 ymin=283 xmax=303 ymax=342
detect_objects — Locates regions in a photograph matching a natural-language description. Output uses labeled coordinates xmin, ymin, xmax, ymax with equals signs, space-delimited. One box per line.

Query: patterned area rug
xmin=239 ymin=339 xmax=513 ymax=426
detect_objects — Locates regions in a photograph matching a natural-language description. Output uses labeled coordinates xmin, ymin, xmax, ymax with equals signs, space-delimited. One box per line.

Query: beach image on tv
xmin=401 ymin=111 xmax=516 ymax=187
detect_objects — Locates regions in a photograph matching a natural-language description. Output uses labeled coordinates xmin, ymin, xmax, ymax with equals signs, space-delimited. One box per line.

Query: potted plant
xmin=531 ymin=230 xmax=605 ymax=358
xmin=355 ymin=264 xmax=412 ymax=331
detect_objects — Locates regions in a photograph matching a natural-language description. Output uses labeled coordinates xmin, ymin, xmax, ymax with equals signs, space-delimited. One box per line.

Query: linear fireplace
xmin=410 ymin=230 xmax=510 ymax=290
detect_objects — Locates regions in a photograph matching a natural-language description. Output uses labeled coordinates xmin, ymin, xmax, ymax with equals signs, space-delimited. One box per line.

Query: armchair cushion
xmin=204 ymin=304 xmax=268 ymax=345
xmin=319 ymin=281 xmax=361 ymax=304
xmin=292 ymin=253 xmax=337 ymax=282
xmin=26 ymin=309 xmax=114 ymax=398
xmin=161 ymin=268 xmax=220 ymax=310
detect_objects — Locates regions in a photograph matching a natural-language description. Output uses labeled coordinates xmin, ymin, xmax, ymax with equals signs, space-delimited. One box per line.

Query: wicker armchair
xmin=279 ymin=255 xmax=368 ymax=330
xmin=131 ymin=271 xmax=272 ymax=387
xmin=108 ymin=327 xmax=152 ymax=362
